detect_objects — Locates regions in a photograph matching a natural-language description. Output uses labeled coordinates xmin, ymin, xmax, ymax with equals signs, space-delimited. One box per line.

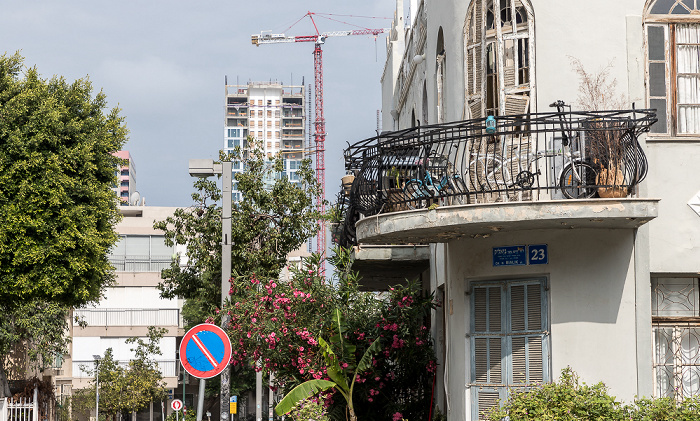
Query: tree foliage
xmin=74 ymin=327 xmax=168 ymax=420
xmin=153 ymin=142 xmax=321 ymax=327
xmin=0 ymin=52 xmax=127 ymax=307
xmin=488 ymin=367 xmax=700 ymax=421
xmin=0 ymin=300 xmax=71 ymax=397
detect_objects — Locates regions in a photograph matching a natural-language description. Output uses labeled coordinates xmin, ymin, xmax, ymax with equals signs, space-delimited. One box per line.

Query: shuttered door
xmin=465 ymin=0 xmax=484 ymax=119
xmin=470 ymin=279 xmax=549 ymax=420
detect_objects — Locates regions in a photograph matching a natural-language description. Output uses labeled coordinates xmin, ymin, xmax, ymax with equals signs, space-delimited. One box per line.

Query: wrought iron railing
xmin=334 ymin=105 xmax=656 ymax=246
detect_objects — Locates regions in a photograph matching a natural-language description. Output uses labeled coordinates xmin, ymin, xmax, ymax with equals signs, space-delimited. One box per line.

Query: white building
xmin=224 ymin=82 xmax=306 ymax=202
xmin=338 ymin=0 xmax=700 ymax=420
xmin=112 ymin=151 xmax=137 ymax=205
xmin=67 ymin=206 xmax=184 ymax=418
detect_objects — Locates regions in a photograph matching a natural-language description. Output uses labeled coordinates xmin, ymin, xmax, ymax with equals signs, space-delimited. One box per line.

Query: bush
xmin=487 ymin=367 xmax=700 ymax=421
xmin=288 ymin=398 xmax=329 ymax=421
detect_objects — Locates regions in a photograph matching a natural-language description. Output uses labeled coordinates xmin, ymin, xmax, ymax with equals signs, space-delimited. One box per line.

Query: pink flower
xmin=392 ymin=412 xmax=403 ymax=421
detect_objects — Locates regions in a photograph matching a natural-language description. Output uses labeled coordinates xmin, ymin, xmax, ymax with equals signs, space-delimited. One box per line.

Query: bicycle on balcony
xmin=469 ymin=101 xmax=600 ymax=199
xmin=403 ymin=155 xmax=468 ymax=209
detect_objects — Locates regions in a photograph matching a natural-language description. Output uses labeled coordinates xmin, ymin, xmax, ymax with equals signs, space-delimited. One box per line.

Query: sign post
xmin=171 ymin=399 xmax=183 ymax=421
xmin=179 ymin=324 xmax=232 ymax=421
xmin=179 ymin=324 xmax=232 ymax=378
xmin=229 ymin=396 xmax=237 ymax=421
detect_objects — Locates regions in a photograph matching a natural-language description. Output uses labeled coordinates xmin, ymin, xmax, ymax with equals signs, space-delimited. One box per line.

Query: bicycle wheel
xmin=404 ymin=180 xmax=427 ymax=209
xmin=447 ymin=175 xmax=467 ymax=204
xmin=560 ymin=161 xmax=598 ymax=199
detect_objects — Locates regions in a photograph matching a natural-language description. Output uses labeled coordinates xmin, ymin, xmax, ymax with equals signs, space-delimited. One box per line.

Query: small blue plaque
xmin=493 ymin=245 xmax=527 ymax=267
xmin=527 ymin=244 xmax=548 ymax=265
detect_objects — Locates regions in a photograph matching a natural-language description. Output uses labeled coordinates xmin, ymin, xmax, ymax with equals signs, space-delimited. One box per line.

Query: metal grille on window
xmin=652 ymin=277 xmax=700 ymax=400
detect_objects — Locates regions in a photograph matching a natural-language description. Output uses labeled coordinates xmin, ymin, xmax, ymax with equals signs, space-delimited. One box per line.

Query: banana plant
xmin=275 ymin=309 xmax=382 ymax=421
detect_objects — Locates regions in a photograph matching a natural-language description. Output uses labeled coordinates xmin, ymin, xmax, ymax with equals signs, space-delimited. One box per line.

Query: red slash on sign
xmin=179 ymin=324 xmax=232 ymax=379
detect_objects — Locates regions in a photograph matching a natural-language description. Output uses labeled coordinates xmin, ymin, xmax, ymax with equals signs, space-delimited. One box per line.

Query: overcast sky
xmin=0 ymin=0 xmax=395 ymax=207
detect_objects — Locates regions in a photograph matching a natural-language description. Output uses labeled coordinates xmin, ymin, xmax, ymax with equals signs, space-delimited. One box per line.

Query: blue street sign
xmin=528 ymin=244 xmax=548 ymax=265
xmin=179 ymin=324 xmax=232 ymax=379
xmin=493 ymin=245 xmax=527 ymax=267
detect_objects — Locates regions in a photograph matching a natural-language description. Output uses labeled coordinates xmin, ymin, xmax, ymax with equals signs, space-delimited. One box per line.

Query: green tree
xmin=0 ymin=300 xmax=71 ymax=397
xmin=0 ymin=53 xmax=126 ymax=306
xmin=153 ymin=142 xmax=321 ymax=327
xmin=0 ymin=52 xmax=127 ymax=397
xmin=75 ymin=327 xmax=168 ymax=421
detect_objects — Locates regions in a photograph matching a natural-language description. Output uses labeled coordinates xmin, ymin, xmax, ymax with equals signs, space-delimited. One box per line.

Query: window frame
xmin=463 ymin=0 xmax=535 ymax=119
xmin=651 ymin=276 xmax=700 ymax=400
xmin=468 ymin=277 xmax=550 ymax=420
xmin=644 ymin=1 xmax=700 ymax=138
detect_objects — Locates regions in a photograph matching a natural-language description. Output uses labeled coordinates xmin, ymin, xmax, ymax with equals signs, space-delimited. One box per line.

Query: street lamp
xmin=188 ymin=159 xmax=232 ymax=421
xmin=93 ymin=354 xmax=101 ymax=421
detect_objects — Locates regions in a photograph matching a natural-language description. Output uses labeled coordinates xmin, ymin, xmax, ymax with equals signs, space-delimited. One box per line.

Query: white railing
xmin=73 ymin=360 xmax=176 ymax=378
xmin=109 ymin=255 xmax=173 ymax=272
xmin=0 ymin=387 xmax=37 ymax=421
xmin=73 ymin=308 xmax=180 ymax=327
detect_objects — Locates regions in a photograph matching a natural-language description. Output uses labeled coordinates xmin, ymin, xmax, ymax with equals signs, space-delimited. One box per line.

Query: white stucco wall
xmin=646 ymin=143 xmax=700 ymax=272
xmin=436 ymin=228 xmax=641 ymax=421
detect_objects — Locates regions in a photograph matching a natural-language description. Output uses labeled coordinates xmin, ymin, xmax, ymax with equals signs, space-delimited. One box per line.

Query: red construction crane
xmin=252 ymin=12 xmax=389 ymax=267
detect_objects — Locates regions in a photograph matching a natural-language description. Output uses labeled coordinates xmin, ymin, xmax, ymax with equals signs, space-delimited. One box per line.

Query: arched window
xmin=464 ymin=0 xmax=534 ymax=118
xmin=645 ymin=0 xmax=700 ymax=135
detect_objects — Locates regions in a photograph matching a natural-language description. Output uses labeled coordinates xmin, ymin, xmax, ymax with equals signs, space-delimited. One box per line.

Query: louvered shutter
xmin=472 ymin=285 xmax=503 ymax=420
xmin=509 ymin=282 xmax=546 ymax=385
xmin=471 ymin=279 xmax=549 ymax=420
xmin=466 ymin=0 xmax=483 ymax=119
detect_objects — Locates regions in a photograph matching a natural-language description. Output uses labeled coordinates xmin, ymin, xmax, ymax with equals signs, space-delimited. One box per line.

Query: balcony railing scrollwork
xmin=334 ymin=105 xmax=657 ymax=246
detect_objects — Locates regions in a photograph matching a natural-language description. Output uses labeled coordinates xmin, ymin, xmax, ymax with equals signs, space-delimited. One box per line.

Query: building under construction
xmin=223 ymin=81 xmax=307 ymax=203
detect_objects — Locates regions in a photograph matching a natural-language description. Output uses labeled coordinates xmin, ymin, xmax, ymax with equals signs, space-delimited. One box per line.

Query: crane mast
xmin=252 ymin=13 xmax=389 ymax=267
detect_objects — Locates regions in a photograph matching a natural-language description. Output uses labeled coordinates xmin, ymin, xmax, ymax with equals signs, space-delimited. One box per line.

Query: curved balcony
xmin=335 ymin=106 xmax=658 ymax=246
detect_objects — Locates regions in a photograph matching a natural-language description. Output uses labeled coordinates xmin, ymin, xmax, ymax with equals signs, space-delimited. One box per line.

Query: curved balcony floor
xmin=355 ymin=198 xmax=659 ymax=244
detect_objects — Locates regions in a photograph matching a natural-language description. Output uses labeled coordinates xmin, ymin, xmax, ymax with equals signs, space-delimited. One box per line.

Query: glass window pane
xmin=150 ymin=235 xmax=172 ymax=256
xmin=650 ymin=99 xmax=668 ymax=133
xmin=127 ymin=236 xmax=150 ymax=256
xmin=649 ymin=62 xmax=667 ymax=96
xmin=648 ymin=26 xmax=666 ymax=61
xmin=111 ymin=236 xmax=126 ymax=257
xmin=650 ymin=0 xmax=676 ymax=14
xmin=671 ymin=4 xmax=691 ymax=14
xmin=652 ymin=277 xmax=699 ymax=317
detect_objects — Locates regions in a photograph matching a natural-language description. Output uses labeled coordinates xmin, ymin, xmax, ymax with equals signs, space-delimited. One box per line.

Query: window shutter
xmin=511 ymin=285 xmax=526 ymax=331
xmin=466 ymin=0 xmax=484 ymax=119
xmin=504 ymin=94 xmax=530 ymax=116
xmin=474 ymin=338 xmax=501 ymax=383
xmin=477 ymin=391 xmax=499 ymax=420
xmin=529 ymin=336 xmax=544 ymax=382
xmin=528 ymin=284 xmax=542 ymax=330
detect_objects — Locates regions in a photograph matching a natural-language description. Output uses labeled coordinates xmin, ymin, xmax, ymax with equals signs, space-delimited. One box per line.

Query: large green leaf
xmin=318 ymin=337 xmax=349 ymax=392
xmin=357 ymin=338 xmax=382 ymax=374
xmin=274 ymin=379 xmax=336 ymax=415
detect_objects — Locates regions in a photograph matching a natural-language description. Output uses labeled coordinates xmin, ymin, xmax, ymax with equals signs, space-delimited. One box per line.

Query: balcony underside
xmin=351 ymin=245 xmax=430 ymax=290
xmin=355 ymin=198 xmax=659 ymax=245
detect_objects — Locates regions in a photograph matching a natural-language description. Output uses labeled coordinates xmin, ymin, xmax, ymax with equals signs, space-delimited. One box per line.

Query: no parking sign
xmin=179 ymin=324 xmax=232 ymax=379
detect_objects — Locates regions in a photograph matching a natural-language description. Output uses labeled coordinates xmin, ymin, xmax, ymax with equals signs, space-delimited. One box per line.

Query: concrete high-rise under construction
xmin=223 ymin=81 xmax=306 ymax=202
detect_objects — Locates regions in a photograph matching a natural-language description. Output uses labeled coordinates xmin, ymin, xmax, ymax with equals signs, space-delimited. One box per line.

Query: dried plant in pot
xmin=571 ymin=57 xmax=629 ymax=198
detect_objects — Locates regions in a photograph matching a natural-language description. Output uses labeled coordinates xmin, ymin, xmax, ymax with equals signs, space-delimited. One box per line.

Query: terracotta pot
xmin=341 ymin=174 xmax=355 ymax=196
xmin=597 ymin=166 xmax=626 ymax=198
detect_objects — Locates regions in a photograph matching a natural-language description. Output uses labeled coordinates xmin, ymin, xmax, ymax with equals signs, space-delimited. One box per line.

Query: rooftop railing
xmin=334 ymin=105 xmax=656 ymax=246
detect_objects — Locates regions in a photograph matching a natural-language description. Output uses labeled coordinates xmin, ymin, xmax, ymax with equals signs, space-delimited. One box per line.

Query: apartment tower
xmin=224 ymin=81 xmax=306 ymax=202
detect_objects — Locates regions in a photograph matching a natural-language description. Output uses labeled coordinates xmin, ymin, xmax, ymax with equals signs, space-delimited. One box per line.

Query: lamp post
xmin=188 ymin=159 xmax=232 ymax=421
xmin=93 ymin=354 xmax=101 ymax=421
